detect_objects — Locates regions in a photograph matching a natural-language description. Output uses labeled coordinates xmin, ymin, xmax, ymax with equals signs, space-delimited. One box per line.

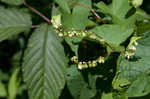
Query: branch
xmin=23 ymin=0 xmax=51 ymax=24
xmin=71 ymin=3 xmax=103 ymax=23
xmin=31 ymin=25 xmax=40 ymax=29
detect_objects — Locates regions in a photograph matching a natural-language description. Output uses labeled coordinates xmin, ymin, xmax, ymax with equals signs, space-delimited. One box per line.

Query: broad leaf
xmin=112 ymin=0 xmax=131 ymax=20
xmin=0 ymin=8 xmax=32 ymax=42
xmin=127 ymin=73 xmax=150 ymax=97
xmin=92 ymin=24 xmax=134 ymax=46
xmin=118 ymin=32 xmax=150 ymax=82
xmin=1 ymin=0 xmax=23 ymax=6
xmin=95 ymin=2 xmax=111 ymax=14
xmin=114 ymin=31 xmax=150 ymax=97
xmin=96 ymin=0 xmax=137 ymax=28
xmin=22 ymin=24 xmax=67 ymax=99
xmin=113 ymin=91 xmax=128 ymax=99
xmin=101 ymin=93 xmax=113 ymax=99
xmin=61 ymin=0 xmax=91 ymax=30
xmin=67 ymin=66 xmax=96 ymax=99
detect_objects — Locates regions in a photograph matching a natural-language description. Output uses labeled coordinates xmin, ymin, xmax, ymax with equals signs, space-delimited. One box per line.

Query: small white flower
xmin=125 ymin=51 xmax=134 ymax=59
xmin=91 ymin=60 xmax=97 ymax=67
xmin=71 ymin=56 xmax=78 ymax=63
xmin=82 ymin=32 xmax=86 ymax=37
xmin=82 ymin=62 xmax=88 ymax=68
xmin=78 ymin=62 xmax=83 ymax=70
xmin=100 ymin=39 xmax=105 ymax=42
xmin=134 ymin=41 xmax=138 ymax=46
xmin=131 ymin=0 xmax=143 ymax=8
xmin=58 ymin=33 xmax=63 ymax=37
xmin=98 ymin=56 xmax=105 ymax=63
xmin=69 ymin=33 xmax=73 ymax=37
xmin=128 ymin=45 xmax=136 ymax=51
xmin=89 ymin=34 xmax=97 ymax=40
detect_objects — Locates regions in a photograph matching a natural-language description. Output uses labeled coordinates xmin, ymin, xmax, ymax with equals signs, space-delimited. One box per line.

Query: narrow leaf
xmin=0 ymin=81 xmax=7 ymax=97
xmin=8 ymin=68 xmax=21 ymax=99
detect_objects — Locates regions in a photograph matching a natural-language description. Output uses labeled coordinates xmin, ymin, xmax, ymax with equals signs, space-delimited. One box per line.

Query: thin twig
xmin=71 ymin=3 xmax=103 ymax=23
xmin=23 ymin=0 xmax=51 ymax=24
xmin=31 ymin=25 xmax=40 ymax=29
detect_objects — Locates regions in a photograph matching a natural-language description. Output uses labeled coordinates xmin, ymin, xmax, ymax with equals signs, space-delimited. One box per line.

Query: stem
xmin=71 ymin=3 xmax=103 ymax=23
xmin=31 ymin=25 xmax=40 ymax=29
xmin=23 ymin=0 xmax=51 ymax=24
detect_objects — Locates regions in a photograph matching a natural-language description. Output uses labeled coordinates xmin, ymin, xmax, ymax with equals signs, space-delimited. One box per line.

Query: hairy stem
xmin=23 ymin=0 xmax=51 ymax=24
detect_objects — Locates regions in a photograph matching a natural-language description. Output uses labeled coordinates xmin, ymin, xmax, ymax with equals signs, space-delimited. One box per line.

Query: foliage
xmin=0 ymin=0 xmax=150 ymax=99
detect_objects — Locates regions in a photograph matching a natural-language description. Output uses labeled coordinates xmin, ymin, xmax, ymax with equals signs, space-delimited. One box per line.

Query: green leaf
xmin=8 ymin=68 xmax=21 ymax=99
xmin=101 ymin=92 xmax=113 ymax=99
xmin=72 ymin=0 xmax=91 ymax=30
xmin=113 ymin=78 xmax=131 ymax=91
xmin=87 ymin=19 xmax=97 ymax=28
xmin=22 ymin=24 xmax=67 ymax=99
xmin=54 ymin=0 xmax=70 ymax=13
xmin=0 ymin=81 xmax=7 ymax=97
xmin=92 ymin=24 xmax=134 ymax=46
xmin=66 ymin=66 xmax=96 ymax=99
xmin=117 ymin=32 xmax=150 ymax=82
xmin=96 ymin=0 xmax=137 ymax=28
xmin=0 ymin=8 xmax=32 ymax=42
xmin=112 ymin=0 xmax=131 ymax=20
xmin=62 ymin=0 xmax=91 ymax=30
xmin=113 ymin=91 xmax=128 ymax=99
xmin=135 ymin=8 xmax=150 ymax=21
xmin=0 ymin=70 xmax=9 ymax=81
xmin=127 ymin=73 xmax=150 ymax=97
xmin=114 ymin=32 xmax=150 ymax=97
xmin=65 ymin=36 xmax=83 ymax=56
xmin=137 ymin=23 xmax=150 ymax=34
xmin=95 ymin=1 xmax=111 ymax=14
xmin=1 ymin=0 xmax=23 ymax=6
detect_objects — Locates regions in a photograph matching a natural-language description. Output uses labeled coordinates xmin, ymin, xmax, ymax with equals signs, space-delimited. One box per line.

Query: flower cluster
xmin=125 ymin=41 xmax=138 ymax=59
xmin=51 ymin=15 xmax=62 ymax=29
xmin=71 ymin=56 xmax=105 ymax=70
xmin=51 ymin=15 xmax=106 ymax=45
xmin=56 ymin=29 xmax=93 ymax=38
